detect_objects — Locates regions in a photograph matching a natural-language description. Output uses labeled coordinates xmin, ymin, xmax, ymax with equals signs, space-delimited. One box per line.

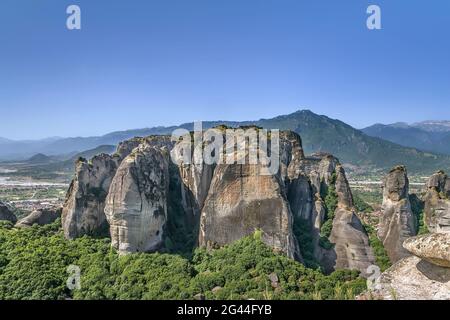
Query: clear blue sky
xmin=1 ymin=0 xmax=449 ymax=140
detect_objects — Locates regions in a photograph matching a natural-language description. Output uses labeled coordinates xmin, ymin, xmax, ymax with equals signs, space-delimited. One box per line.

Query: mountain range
xmin=2 ymin=110 xmax=450 ymax=175
xmin=362 ymin=121 xmax=450 ymax=156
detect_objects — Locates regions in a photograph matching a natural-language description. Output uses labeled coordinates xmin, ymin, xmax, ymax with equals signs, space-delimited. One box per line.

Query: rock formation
xmin=60 ymin=128 xmax=376 ymax=276
xmin=371 ymin=231 xmax=450 ymax=300
xmin=198 ymin=130 xmax=299 ymax=258
xmin=62 ymin=137 xmax=159 ymax=239
xmin=378 ymin=166 xmax=417 ymax=263
xmin=62 ymin=154 xmax=119 ymax=239
xmin=286 ymin=151 xmax=374 ymax=275
xmin=105 ymin=142 xmax=170 ymax=253
xmin=199 ymin=158 xmax=299 ymax=258
xmin=16 ymin=207 xmax=61 ymax=228
xmin=403 ymin=232 xmax=450 ymax=268
xmin=0 ymin=201 xmax=17 ymax=223
xmin=423 ymin=171 xmax=450 ymax=233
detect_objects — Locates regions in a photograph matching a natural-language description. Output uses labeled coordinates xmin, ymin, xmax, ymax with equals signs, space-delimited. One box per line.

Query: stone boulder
xmin=374 ymin=255 xmax=450 ymax=300
xmin=0 ymin=201 xmax=16 ymax=223
xmin=105 ymin=143 xmax=170 ymax=253
xmin=378 ymin=166 xmax=417 ymax=263
xmin=423 ymin=171 xmax=450 ymax=233
xmin=403 ymin=233 xmax=450 ymax=268
xmin=16 ymin=207 xmax=61 ymax=228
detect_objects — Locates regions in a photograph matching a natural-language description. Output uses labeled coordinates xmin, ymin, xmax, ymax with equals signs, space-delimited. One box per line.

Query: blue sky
xmin=0 ymin=0 xmax=449 ymax=139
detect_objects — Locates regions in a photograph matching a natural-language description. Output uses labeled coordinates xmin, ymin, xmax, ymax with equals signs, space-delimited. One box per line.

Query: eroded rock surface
xmin=16 ymin=207 xmax=61 ymax=228
xmin=378 ymin=166 xmax=417 ymax=263
xmin=199 ymin=160 xmax=298 ymax=258
xmin=403 ymin=233 xmax=450 ymax=268
xmin=423 ymin=171 xmax=450 ymax=233
xmin=105 ymin=143 xmax=170 ymax=253
xmin=62 ymin=154 xmax=119 ymax=239
xmin=0 ymin=201 xmax=16 ymax=223
xmin=374 ymin=255 xmax=450 ymax=300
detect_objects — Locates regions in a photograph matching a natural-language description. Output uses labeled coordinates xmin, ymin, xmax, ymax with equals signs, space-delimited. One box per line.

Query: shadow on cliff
xmin=163 ymin=163 xmax=201 ymax=258
xmin=416 ymin=259 xmax=450 ymax=283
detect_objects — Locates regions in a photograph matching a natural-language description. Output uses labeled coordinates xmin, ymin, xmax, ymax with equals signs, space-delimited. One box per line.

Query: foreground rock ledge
xmin=373 ymin=255 xmax=450 ymax=300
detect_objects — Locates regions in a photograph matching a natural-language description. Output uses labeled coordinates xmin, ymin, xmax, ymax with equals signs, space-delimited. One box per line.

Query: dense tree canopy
xmin=0 ymin=220 xmax=366 ymax=300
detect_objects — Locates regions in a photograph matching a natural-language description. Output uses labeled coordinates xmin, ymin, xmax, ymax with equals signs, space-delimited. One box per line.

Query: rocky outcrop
xmin=105 ymin=142 xmax=170 ymax=253
xmin=0 ymin=201 xmax=16 ymax=223
xmin=62 ymin=154 xmax=119 ymax=239
xmin=59 ymin=128 xmax=375 ymax=275
xmin=325 ymin=208 xmax=375 ymax=276
xmin=178 ymin=162 xmax=214 ymax=217
xmin=423 ymin=171 xmax=450 ymax=233
xmin=62 ymin=136 xmax=172 ymax=240
xmin=373 ymin=255 xmax=450 ymax=300
xmin=199 ymin=158 xmax=299 ymax=259
xmin=371 ymin=231 xmax=450 ymax=300
xmin=16 ymin=207 xmax=61 ymax=228
xmin=378 ymin=166 xmax=417 ymax=263
xmin=287 ymin=152 xmax=374 ymax=274
xmin=403 ymin=233 xmax=450 ymax=268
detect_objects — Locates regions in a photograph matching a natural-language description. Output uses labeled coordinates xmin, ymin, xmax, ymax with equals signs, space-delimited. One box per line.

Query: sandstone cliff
xmin=0 ymin=201 xmax=16 ymax=223
xmin=60 ymin=128 xmax=376 ymax=276
xmin=62 ymin=153 xmax=119 ymax=239
xmin=378 ymin=166 xmax=417 ymax=263
xmin=198 ymin=131 xmax=300 ymax=258
xmin=105 ymin=142 xmax=170 ymax=253
xmin=62 ymin=136 xmax=166 ymax=239
xmin=423 ymin=171 xmax=450 ymax=233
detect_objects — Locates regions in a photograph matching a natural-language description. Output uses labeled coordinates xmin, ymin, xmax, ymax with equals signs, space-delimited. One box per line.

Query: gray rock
xmin=16 ymin=207 xmax=61 ymax=228
xmin=324 ymin=208 xmax=375 ymax=276
xmin=378 ymin=166 xmax=417 ymax=263
xmin=373 ymin=255 xmax=450 ymax=300
xmin=105 ymin=142 xmax=170 ymax=253
xmin=403 ymin=233 xmax=450 ymax=268
xmin=62 ymin=153 xmax=119 ymax=239
xmin=199 ymin=159 xmax=298 ymax=259
xmin=0 ymin=201 xmax=16 ymax=223
xmin=423 ymin=171 xmax=450 ymax=233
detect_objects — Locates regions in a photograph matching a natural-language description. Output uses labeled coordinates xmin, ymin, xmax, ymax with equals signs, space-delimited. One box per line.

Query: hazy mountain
xmin=2 ymin=110 xmax=450 ymax=174
xmin=363 ymin=122 xmax=450 ymax=155
xmin=412 ymin=120 xmax=450 ymax=133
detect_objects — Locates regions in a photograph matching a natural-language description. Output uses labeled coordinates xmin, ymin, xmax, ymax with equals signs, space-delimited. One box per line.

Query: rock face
xmin=198 ymin=130 xmax=300 ymax=258
xmin=61 ymin=137 xmax=164 ymax=239
xmin=60 ymin=128 xmax=375 ymax=275
xmin=0 ymin=201 xmax=17 ymax=223
xmin=378 ymin=166 xmax=417 ymax=263
xmin=423 ymin=171 xmax=450 ymax=233
xmin=198 ymin=131 xmax=374 ymax=274
xmin=62 ymin=154 xmax=119 ymax=239
xmin=16 ymin=207 xmax=61 ymax=228
xmin=372 ymin=231 xmax=450 ymax=300
xmin=105 ymin=142 xmax=170 ymax=253
xmin=199 ymin=160 xmax=299 ymax=258
xmin=301 ymin=155 xmax=373 ymax=273
xmin=374 ymin=255 xmax=450 ymax=300
xmin=403 ymin=233 xmax=450 ymax=268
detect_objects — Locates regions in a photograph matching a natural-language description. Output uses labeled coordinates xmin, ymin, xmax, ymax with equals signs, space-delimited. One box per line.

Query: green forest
xmin=0 ymin=220 xmax=367 ymax=300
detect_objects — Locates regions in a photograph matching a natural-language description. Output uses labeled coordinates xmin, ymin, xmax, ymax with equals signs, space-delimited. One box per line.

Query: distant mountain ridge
xmin=363 ymin=121 xmax=450 ymax=156
xmin=2 ymin=110 xmax=450 ymax=174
